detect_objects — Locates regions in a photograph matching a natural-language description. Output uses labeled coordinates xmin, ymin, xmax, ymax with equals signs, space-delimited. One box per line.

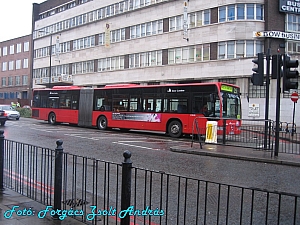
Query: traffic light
xmin=283 ymin=54 xmax=299 ymax=92
xmin=251 ymin=53 xmax=264 ymax=85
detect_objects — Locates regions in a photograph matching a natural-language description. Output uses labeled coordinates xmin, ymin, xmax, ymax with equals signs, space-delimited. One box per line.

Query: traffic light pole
xmin=264 ymin=49 xmax=270 ymax=149
xmin=274 ymin=55 xmax=282 ymax=157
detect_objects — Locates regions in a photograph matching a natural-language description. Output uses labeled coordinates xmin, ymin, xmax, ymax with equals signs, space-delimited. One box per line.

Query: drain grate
xmin=63 ymin=198 xmax=89 ymax=207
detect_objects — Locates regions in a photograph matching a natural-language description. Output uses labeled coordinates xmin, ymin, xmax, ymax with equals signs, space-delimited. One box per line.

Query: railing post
xmin=0 ymin=130 xmax=4 ymax=191
xmin=53 ymin=140 xmax=63 ymax=220
xmin=121 ymin=150 xmax=132 ymax=225
xmin=222 ymin=119 xmax=226 ymax=144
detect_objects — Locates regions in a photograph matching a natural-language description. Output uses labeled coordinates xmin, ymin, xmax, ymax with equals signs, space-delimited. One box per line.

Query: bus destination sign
xmin=166 ymin=88 xmax=185 ymax=93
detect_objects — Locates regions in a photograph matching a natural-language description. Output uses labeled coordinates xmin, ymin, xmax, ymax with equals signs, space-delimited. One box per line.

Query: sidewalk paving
xmin=170 ymin=141 xmax=300 ymax=167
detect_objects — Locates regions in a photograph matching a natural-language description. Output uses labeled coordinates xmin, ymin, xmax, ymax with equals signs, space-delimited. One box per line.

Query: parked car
xmin=22 ymin=105 xmax=31 ymax=109
xmin=0 ymin=105 xmax=20 ymax=120
xmin=0 ymin=110 xmax=7 ymax=126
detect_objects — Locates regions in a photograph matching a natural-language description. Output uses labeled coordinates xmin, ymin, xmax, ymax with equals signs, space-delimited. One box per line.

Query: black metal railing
xmin=0 ymin=134 xmax=299 ymax=224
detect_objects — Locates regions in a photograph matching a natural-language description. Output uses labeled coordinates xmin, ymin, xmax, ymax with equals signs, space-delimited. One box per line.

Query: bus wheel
xmin=98 ymin=116 xmax=107 ymax=130
xmin=168 ymin=120 xmax=182 ymax=138
xmin=48 ymin=112 xmax=56 ymax=125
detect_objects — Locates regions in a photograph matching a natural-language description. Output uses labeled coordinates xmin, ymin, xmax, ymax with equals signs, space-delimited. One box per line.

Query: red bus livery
xmin=32 ymin=82 xmax=241 ymax=137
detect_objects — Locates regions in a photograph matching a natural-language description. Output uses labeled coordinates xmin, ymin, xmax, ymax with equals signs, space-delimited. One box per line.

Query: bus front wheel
xmin=48 ymin=112 xmax=56 ymax=125
xmin=98 ymin=116 xmax=107 ymax=130
xmin=168 ymin=120 xmax=182 ymax=138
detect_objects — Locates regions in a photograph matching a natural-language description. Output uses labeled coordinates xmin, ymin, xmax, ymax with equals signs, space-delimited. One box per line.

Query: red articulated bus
xmin=32 ymin=82 xmax=242 ymax=137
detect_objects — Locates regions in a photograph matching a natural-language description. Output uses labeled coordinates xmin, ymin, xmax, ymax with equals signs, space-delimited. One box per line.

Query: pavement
xmin=170 ymin=140 xmax=300 ymax=167
xmin=0 ymin=141 xmax=299 ymax=225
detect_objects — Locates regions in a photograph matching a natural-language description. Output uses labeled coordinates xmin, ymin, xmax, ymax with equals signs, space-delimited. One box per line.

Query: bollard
xmin=53 ymin=140 xmax=63 ymax=220
xmin=0 ymin=130 xmax=4 ymax=191
xmin=121 ymin=150 xmax=132 ymax=225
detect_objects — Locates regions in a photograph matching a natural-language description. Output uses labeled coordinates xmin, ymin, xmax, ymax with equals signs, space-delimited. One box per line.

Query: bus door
xmin=78 ymin=88 xmax=93 ymax=127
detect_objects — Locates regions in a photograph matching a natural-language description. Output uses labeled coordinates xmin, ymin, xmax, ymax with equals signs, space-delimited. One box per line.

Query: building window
xmin=10 ymin=45 xmax=14 ymax=54
xmin=287 ymin=14 xmax=300 ymax=32
xmin=219 ymin=3 xmax=264 ymax=22
xmin=15 ymin=76 xmax=20 ymax=86
xmin=2 ymin=78 xmax=6 ymax=87
xmin=72 ymin=60 xmax=94 ymax=74
xmin=9 ymin=61 xmax=14 ymax=70
xmin=23 ymin=59 xmax=29 ymax=68
xmin=24 ymin=42 xmax=29 ymax=52
xmin=8 ymin=77 xmax=13 ymax=86
xmin=169 ymin=15 xmax=183 ymax=31
xmin=218 ymin=40 xmax=264 ymax=59
xmin=2 ymin=62 xmax=7 ymax=71
xmin=3 ymin=47 xmax=7 ymax=56
xmin=22 ymin=75 xmax=28 ymax=85
xmin=219 ymin=78 xmax=236 ymax=84
xmin=248 ymin=79 xmax=266 ymax=98
xmin=17 ymin=43 xmax=22 ymax=53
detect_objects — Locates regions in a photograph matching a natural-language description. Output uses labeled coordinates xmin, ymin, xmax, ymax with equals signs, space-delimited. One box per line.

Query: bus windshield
xmin=221 ymin=91 xmax=241 ymax=119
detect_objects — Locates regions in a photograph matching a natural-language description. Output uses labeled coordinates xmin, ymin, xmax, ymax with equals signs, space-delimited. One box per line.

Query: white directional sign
xmin=248 ymin=103 xmax=260 ymax=117
xmin=253 ymin=31 xmax=300 ymax=41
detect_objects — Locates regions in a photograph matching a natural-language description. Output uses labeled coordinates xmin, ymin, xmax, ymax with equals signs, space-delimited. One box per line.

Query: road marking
xmin=113 ymin=142 xmax=160 ymax=150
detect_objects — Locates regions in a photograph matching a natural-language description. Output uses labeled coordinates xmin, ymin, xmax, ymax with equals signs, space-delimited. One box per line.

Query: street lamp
xmin=48 ymin=34 xmax=53 ymax=88
xmin=37 ymin=30 xmax=53 ymax=88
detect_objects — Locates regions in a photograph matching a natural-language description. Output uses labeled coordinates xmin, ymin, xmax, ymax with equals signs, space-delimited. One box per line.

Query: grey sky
xmin=0 ymin=0 xmax=45 ymax=42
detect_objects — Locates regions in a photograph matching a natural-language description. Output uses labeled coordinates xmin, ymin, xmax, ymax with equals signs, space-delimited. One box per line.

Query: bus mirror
xmin=210 ymin=93 xmax=216 ymax=103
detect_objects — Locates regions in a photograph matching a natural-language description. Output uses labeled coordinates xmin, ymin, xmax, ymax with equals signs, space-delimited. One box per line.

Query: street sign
xmin=291 ymin=92 xmax=299 ymax=103
xmin=248 ymin=103 xmax=259 ymax=117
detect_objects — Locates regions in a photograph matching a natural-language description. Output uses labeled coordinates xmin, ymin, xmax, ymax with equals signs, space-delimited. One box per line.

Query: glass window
xmin=9 ymin=61 xmax=14 ymax=70
xmin=196 ymin=11 xmax=203 ymax=26
xmin=203 ymin=44 xmax=210 ymax=60
xmin=175 ymin=48 xmax=181 ymax=63
xmin=203 ymin=10 xmax=210 ymax=25
xmin=17 ymin=43 xmax=22 ymax=53
xmin=189 ymin=13 xmax=196 ymax=28
xmin=196 ymin=46 xmax=202 ymax=61
xmin=218 ymin=42 xmax=226 ymax=59
xmin=246 ymin=40 xmax=254 ymax=57
xmin=170 ymin=17 xmax=176 ymax=31
xmin=2 ymin=62 xmax=7 ymax=71
xmin=16 ymin=60 xmax=21 ymax=69
xmin=168 ymin=49 xmax=175 ymax=64
xmin=236 ymin=41 xmax=244 ymax=58
xmin=237 ymin=4 xmax=245 ymax=20
xmin=228 ymin=5 xmax=235 ymax=21
xmin=24 ymin=42 xmax=29 ymax=51
xmin=227 ymin=41 xmax=235 ymax=58
xmin=10 ymin=45 xmax=14 ymax=54
xmin=247 ymin=4 xmax=254 ymax=19
xmin=256 ymin=4 xmax=263 ymax=20
xmin=219 ymin=6 xmax=226 ymax=22
xmin=23 ymin=59 xmax=29 ymax=68
xmin=3 ymin=47 xmax=7 ymax=56
xmin=22 ymin=75 xmax=28 ymax=85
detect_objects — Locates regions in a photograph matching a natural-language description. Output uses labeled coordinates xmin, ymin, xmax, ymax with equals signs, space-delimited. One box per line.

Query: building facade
xmin=31 ymin=0 xmax=300 ymax=124
xmin=0 ymin=35 xmax=31 ymax=106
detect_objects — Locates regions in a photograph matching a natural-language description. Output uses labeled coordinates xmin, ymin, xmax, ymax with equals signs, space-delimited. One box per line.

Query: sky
xmin=0 ymin=0 xmax=45 ymax=42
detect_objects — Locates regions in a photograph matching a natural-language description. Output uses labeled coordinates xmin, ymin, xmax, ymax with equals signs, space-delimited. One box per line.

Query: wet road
xmin=4 ymin=118 xmax=300 ymax=195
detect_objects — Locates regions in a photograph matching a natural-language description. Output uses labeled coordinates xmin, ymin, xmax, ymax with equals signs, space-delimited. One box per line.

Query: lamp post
xmin=48 ymin=34 xmax=53 ymax=88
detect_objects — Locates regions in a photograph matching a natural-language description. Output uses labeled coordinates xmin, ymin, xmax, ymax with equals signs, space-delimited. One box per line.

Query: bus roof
xmin=33 ymin=82 xmax=240 ymax=91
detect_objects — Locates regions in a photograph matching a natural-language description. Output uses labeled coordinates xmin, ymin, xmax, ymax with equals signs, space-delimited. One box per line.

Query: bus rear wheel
xmin=168 ymin=120 xmax=182 ymax=138
xmin=48 ymin=112 xmax=56 ymax=125
xmin=98 ymin=116 xmax=107 ymax=130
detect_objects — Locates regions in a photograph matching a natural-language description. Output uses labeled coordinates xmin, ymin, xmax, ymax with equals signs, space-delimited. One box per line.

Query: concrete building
xmin=31 ymin=0 xmax=300 ymax=125
xmin=0 ymin=35 xmax=31 ymax=106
